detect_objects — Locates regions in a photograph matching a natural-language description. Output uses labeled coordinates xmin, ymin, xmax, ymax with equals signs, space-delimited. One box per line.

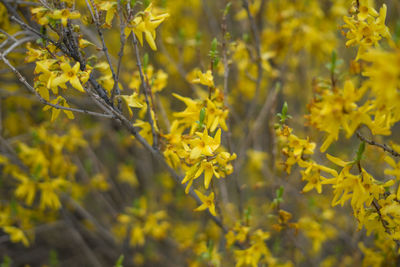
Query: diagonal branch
xmin=132 ymin=35 xmax=158 ymax=149
xmin=0 ymin=53 xmax=114 ymax=119
xmin=356 ymin=131 xmax=400 ymax=157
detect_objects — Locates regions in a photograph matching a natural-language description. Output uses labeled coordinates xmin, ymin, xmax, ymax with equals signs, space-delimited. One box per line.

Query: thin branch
xmin=62 ymin=195 xmax=116 ymax=246
xmin=110 ymin=0 xmax=126 ymax=106
xmin=132 ymin=35 xmax=158 ymax=148
xmin=84 ymin=84 xmax=228 ymax=232
xmin=2 ymin=36 xmax=35 ymax=56
xmin=220 ymin=7 xmax=235 ymax=209
xmin=4 ymin=1 xmax=41 ymax=6
xmin=85 ymin=0 xmax=120 ymax=107
xmin=242 ymin=0 xmax=263 ymax=121
xmin=3 ymin=0 xmax=232 ymax=240
xmin=9 ymin=16 xmax=112 ymax=105
xmin=356 ymin=131 xmax=400 ymax=157
xmin=0 ymin=53 xmax=114 ymax=119
xmin=157 ymin=35 xmax=198 ymax=95
xmin=61 ymin=207 xmax=105 ymax=267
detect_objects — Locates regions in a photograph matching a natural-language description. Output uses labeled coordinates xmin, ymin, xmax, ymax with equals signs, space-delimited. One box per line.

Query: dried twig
xmin=132 ymin=35 xmax=158 ymax=148
xmin=356 ymin=131 xmax=400 ymax=157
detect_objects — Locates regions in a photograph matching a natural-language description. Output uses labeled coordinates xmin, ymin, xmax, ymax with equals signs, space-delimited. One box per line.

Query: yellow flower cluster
xmin=125 ymin=3 xmax=169 ymax=51
xmin=113 ymin=197 xmax=170 ymax=247
xmin=341 ymin=0 xmax=390 ymax=60
xmin=0 ymin=125 xmax=87 ymax=246
xmin=163 ymin=87 xmax=235 ymax=195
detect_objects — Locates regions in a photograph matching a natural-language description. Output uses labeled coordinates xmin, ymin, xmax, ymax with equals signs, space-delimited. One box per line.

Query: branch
xmin=110 ymin=0 xmax=126 ymax=107
xmin=2 ymin=36 xmax=35 ymax=56
xmin=132 ymin=35 xmax=158 ymax=149
xmin=9 ymin=16 xmax=112 ymax=105
xmin=356 ymin=131 xmax=400 ymax=157
xmin=85 ymin=0 xmax=121 ymax=107
xmin=242 ymin=0 xmax=263 ymax=121
xmin=83 ymin=84 xmax=228 ymax=232
xmin=0 ymin=53 xmax=114 ymax=119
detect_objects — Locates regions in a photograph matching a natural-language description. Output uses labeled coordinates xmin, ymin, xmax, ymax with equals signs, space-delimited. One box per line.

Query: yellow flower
xmin=384 ymin=156 xmax=400 ymax=180
xmin=13 ymin=172 xmax=36 ymax=206
xmin=205 ymin=99 xmax=228 ymax=132
xmin=189 ymin=128 xmax=221 ymax=159
xmin=39 ymin=181 xmax=62 ymax=210
xmin=196 ymin=159 xmax=220 ymax=189
xmin=121 ymin=92 xmax=143 ymax=117
xmin=133 ymin=120 xmax=157 ymax=146
xmin=3 ymin=226 xmax=29 ymax=247
xmin=192 ymin=70 xmax=214 ymax=87
xmin=194 ymin=189 xmax=217 ymax=216
xmin=173 ymin=93 xmax=203 ymax=133
xmin=98 ymin=1 xmax=117 ymax=27
xmin=43 ymin=96 xmax=75 ymax=122
xmin=357 ymin=0 xmax=378 ymax=21
xmin=50 ymin=9 xmax=81 ymax=27
xmin=52 ymin=62 xmax=85 ymax=93
xmin=124 ymin=3 xmax=169 ymax=50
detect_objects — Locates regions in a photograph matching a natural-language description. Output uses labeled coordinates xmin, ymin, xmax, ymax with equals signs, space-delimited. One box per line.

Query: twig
xmin=2 ymin=36 xmax=35 ymax=56
xmin=83 ymin=85 xmax=229 ymax=232
xmin=61 ymin=208 xmax=105 ymax=267
xmin=0 ymin=53 xmax=114 ymax=119
xmin=4 ymin=1 xmax=41 ymax=6
xmin=242 ymin=0 xmax=263 ymax=121
xmin=157 ymin=35 xmax=198 ymax=95
xmin=234 ymin=83 xmax=280 ymax=180
xmin=85 ymin=0 xmax=120 ymax=108
xmin=62 ymin=195 xmax=116 ymax=246
xmin=110 ymin=0 xmax=125 ymax=107
xmin=220 ymin=6 xmax=234 ymax=208
xmin=132 ymin=35 xmax=158 ymax=148
xmin=9 ymin=16 xmax=112 ymax=105
xmin=356 ymin=131 xmax=400 ymax=157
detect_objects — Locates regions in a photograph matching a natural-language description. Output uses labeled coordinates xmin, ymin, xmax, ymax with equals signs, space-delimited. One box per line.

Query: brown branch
xmin=111 ymin=0 xmax=126 ymax=107
xmin=0 ymin=53 xmax=114 ymax=119
xmin=131 ymin=35 xmax=158 ymax=149
xmin=356 ymin=131 xmax=400 ymax=157
xmin=85 ymin=0 xmax=121 ymax=108
xmin=84 ymin=83 xmax=228 ymax=232
xmin=242 ymin=0 xmax=263 ymax=122
xmin=8 ymin=15 xmax=112 ymax=105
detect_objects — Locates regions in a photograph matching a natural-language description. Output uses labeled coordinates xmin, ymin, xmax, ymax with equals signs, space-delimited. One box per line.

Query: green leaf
xmin=209 ymin=38 xmax=220 ymax=68
xmin=49 ymin=250 xmax=59 ymax=267
xmin=195 ymin=32 xmax=202 ymax=46
xmin=224 ymin=2 xmax=232 ymax=16
xmin=1 ymin=256 xmax=12 ymax=267
xmin=277 ymin=101 xmax=291 ymax=125
xmin=244 ymin=207 xmax=252 ymax=223
xmin=114 ymin=255 xmax=124 ymax=267
xmin=199 ymin=107 xmax=206 ymax=124
xmin=276 ymin=186 xmax=284 ymax=199
xmin=355 ymin=141 xmax=366 ymax=162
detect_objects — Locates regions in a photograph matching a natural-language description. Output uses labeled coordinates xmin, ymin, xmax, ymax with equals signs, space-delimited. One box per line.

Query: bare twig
xmin=356 ymin=131 xmax=400 ymax=157
xmin=85 ymin=0 xmax=120 ymax=108
xmin=242 ymin=0 xmax=263 ymax=121
xmin=2 ymin=36 xmax=35 ymax=56
xmin=110 ymin=0 xmax=126 ymax=107
xmin=132 ymin=35 xmax=158 ymax=148
xmin=61 ymin=208 xmax=105 ymax=267
xmin=4 ymin=1 xmax=41 ymax=6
